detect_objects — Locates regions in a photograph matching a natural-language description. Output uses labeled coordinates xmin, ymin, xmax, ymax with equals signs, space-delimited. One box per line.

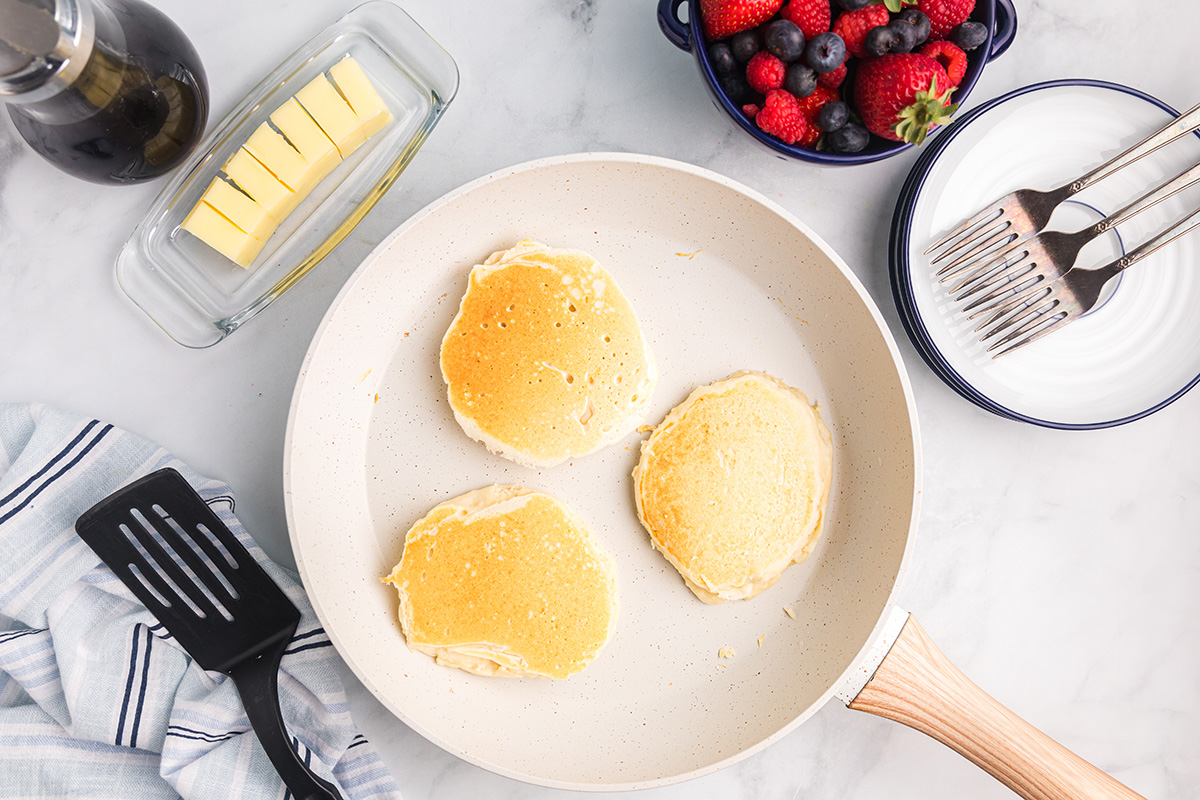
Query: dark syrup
xmin=8 ymin=0 xmax=207 ymax=183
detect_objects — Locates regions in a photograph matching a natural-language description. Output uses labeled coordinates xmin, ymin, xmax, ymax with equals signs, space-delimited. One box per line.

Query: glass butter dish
xmin=115 ymin=1 xmax=458 ymax=347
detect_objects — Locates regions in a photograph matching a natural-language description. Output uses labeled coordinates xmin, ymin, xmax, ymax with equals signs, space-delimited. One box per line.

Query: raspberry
xmin=817 ymin=62 xmax=847 ymax=88
xmin=781 ymin=0 xmax=831 ymax=40
xmin=745 ymin=51 xmax=786 ymax=93
xmin=742 ymin=103 xmax=761 ymax=118
xmin=795 ymin=83 xmax=839 ymax=120
xmin=832 ymin=4 xmax=890 ymax=58
xmin=756 ymin=89 xmax=809 ymax=144
xmin=917 ymin=0 xmax=974 ymax=40
xmin=921 ymin=40 xmax=967 ymax=86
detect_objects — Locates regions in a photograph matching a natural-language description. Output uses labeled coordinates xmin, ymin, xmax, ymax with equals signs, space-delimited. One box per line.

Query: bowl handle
xmin=658 ymin=0 xmax=692 ymax=52
xmin=846 ymin=614 xmax=1146 ymax=800
xmin=989 ymin=0 xmax=1018 ymax=60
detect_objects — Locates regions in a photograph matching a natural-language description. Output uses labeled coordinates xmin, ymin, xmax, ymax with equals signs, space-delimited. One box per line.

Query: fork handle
xmin=229 ymin=638 xmax=344 ymax=800
xmin=1071 ymin=101 xmax=1200 ymax=196
xmin=1110 ymin=203 xmax=1200 ymax=276
xmin=1094 ymin=159 xmax=1200 ymax=233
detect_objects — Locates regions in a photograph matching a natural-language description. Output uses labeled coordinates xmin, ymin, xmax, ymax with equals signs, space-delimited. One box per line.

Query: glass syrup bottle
xmin=0 ymin=0 xmax=208 ymax=184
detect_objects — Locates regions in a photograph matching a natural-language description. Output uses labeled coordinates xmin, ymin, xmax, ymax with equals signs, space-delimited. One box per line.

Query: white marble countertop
xmin=2 ymin=0 xmax=1198 ymax=797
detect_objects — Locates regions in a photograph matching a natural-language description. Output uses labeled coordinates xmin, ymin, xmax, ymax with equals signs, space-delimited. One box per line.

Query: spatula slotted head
xmin=75 ymin=468 xmax=300 ymax=673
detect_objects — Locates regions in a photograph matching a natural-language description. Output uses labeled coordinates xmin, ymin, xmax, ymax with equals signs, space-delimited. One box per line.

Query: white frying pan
xmin=283 ymin=153 xmax=1142 ymax=799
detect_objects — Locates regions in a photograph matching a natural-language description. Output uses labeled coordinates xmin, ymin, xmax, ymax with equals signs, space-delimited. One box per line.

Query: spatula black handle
xmin=228 ymin=638 xmax=344 ymax=800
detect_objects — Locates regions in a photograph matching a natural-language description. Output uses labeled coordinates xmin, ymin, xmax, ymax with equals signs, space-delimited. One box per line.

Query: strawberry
xmin=917 ymin=0 xmax=974 ymax=39
xmin=781 ymin=0 xmax=831 ymax=40
xmin=920 ymin=40 xmax=967 ymax=86
xmin=853 ymin=53 xmax=957 ymax=144
xmin=701 ymin=0 xmax=785 ymax=40
xmin=832 ymin=4 xmax=890 ymax=59
xmin=755 ymin=89 xmax=809 ymax=144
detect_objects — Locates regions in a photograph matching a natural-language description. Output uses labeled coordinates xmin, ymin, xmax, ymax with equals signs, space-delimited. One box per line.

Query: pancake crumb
xmin=757 ymin=635 xmax=765 ymax=648
xmin=675 ymin=249 xmax=702 ymax=259
xmin=783 ymin=607 xmax=796 ymax=620
xmin=637 ymin=424 xmax=654 ymax=433
xmin=718 ymin=646 xmax=736 ymax=659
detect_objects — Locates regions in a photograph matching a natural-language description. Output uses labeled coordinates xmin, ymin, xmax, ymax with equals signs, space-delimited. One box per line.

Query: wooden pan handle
xmin=848 ymin=615 xmax=1145 ymax=800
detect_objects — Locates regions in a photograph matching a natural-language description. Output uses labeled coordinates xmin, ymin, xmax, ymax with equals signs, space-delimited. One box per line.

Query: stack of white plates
xmin=891 ymin=80 xmax=1200 ymax=428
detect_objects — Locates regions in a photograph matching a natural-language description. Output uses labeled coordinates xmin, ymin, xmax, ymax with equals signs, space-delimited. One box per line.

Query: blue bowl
xmin=657 ymin=0 xmax=1017 ymax=165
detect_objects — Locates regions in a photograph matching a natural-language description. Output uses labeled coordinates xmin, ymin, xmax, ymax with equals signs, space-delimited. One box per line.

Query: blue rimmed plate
xmin=891 ymin=79 xmax=1200 ymax=428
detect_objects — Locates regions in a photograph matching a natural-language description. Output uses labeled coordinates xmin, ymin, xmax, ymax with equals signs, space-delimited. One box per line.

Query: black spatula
xmin=75 ymin=467 xmax=343 ymax=800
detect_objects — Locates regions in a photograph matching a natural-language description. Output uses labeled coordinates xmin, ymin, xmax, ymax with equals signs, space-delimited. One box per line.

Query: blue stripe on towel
xmin=0 ymin=424 xmax=113 ymax=525
xmin=0 ymin=419 xmax=98 ymax=510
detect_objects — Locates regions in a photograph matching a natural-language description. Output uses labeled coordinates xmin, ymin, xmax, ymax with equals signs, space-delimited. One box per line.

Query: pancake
xmin=632 ymin=371 xmax=833 ymax=604
xmin=382 ymin=485 xmax=618 ymax=679
xmin=440 ymin=240 xmax=657 ymax=468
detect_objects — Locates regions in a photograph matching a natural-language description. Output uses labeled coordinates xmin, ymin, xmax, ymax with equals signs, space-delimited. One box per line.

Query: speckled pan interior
xmin=283 ymin=153 xmax=921 ymax=790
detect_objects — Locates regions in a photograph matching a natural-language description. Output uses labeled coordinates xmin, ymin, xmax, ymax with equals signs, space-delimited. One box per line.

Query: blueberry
xmin=783 ymin=63 xmax=818 ymax=97
xmin=951 ymin=21 xmax=988 ymax=50
xmin=764 ymin=19 xmax=806 ymax=62
xmin=708 ymin=42 xmax=737 ymax=75
xmin=730 ymin=30 xmax=761 ymax=64
xmin=805 ymin=32 xmax=846 ymax=74
xmin=887 ymin=19 xmax=919 ymax=53
xmin=719 ymin=71 xmax=756 ymax=105
xmin=897 ymin=9 xmax=931 ymax=45
xmin=816 ymin=100 xmax=850 ymax=132
xmin=837 ymin=0 xmax=872 ymax=9
xmin=863 ymin=25 xmax=894 ymax=58
xmin=828 ymin=123 xmax=870 ymax=153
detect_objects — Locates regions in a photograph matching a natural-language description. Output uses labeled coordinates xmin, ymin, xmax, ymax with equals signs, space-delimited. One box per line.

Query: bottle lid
xmin=0 ymin=0 xmax=94 ymax=102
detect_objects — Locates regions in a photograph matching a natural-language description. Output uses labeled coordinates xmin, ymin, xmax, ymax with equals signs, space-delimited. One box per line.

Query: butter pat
xmin=269 ymin=98 xmax=342 ymax=191
xmin=199 ymin=178 xmax=276 ymax=244
xmin=243 ymin=122 xmax=309 ymax=192
xmin=180 ymin=202 xmax=265 ymax=269
xmin=222 ymin=148 xmax=297 ymax=220
xmin=295 ymin=73 xmax=366 ymax=157
xmin=329 ymin=57 xmax=394 ymax=138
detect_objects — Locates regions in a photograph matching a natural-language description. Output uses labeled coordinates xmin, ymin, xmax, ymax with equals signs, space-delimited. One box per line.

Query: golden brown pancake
xmin=440 ymin=240 xmax=657 ymax=468
xmin=632 ymin=371 xmax=833 ymax=604
xmin=382 ymin=485 xmax=618 ymax=679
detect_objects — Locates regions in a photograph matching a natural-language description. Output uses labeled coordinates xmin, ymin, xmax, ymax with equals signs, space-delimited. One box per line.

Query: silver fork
xmin=926 ymin=100 xmax=1200 ymax=277
xmin=949 ymin=158 xmax=1200 ymax=314
xmin=975 ymin=202 xmax=1200 ymax=357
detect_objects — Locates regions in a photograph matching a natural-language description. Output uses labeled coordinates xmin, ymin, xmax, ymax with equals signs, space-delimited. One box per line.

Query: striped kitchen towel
xmin=0 ymin=403 xmax=401 ymax=800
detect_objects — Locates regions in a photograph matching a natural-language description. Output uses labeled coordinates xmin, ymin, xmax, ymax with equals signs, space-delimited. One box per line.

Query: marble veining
xmin=1 ymin=1 xmax=1198 ymax=798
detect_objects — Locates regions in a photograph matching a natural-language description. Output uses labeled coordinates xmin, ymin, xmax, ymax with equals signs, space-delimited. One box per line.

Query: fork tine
xmin=957 ymin=260 xmax=1039 ymax=308
xmin=932 ymin=223 xmax=1017 ymax=273
xmin=988 ymin=309 xmax=1075 ymax=357
xmin=928 ymin=218 xmax=1012 ymax=268
xmin=966 ymin=278 xmax=1049 ymax=319
xmin=979 ymin=296 xmax=1058 ymax=344
xmin=971 ymin=285 xmax=1053 ymax=331
xmin=948 ymin=247 xmax=1029 ymax=296
xmin=925 ymin=205 xmax=1005 ymax=256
